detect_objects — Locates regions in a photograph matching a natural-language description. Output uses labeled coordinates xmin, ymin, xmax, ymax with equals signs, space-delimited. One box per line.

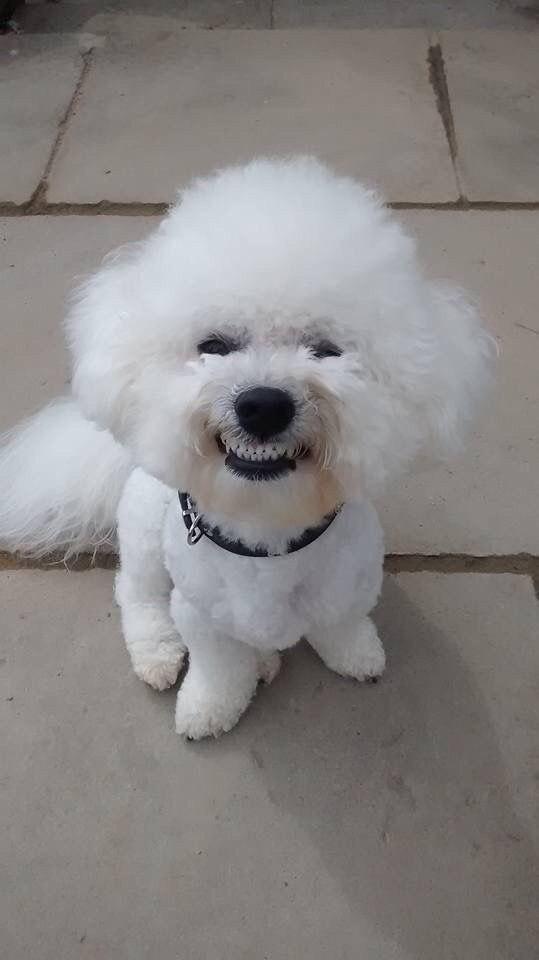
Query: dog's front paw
xmin=175 ymin=674 xmax=257 ymax=740
xmin=134 ymin=641 xmax=186 ymax=691
xmin=314 ymin=617 xmax=386 ymax=682
xmin=257 ymin=650 xmax=281 ymax=685
xmin=136 ymin=658 xmax=183 ymax=691
xmin=352 ymin=631 xmax=386 ymax=682
xmin=343 ymin=618 xmax=386 ymax=681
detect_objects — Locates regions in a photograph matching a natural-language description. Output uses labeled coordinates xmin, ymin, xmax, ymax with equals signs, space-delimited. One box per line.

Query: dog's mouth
xmin=216 ymin=435 xmax=308 ymax=481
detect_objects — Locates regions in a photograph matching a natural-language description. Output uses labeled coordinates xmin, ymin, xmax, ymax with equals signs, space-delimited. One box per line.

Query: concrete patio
xmin=1 ymin=3 xmax=538 ymax=958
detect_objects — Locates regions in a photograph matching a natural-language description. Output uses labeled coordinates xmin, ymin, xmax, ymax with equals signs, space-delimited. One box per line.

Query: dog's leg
xmin=172 ymin=592 xmax=263 ymax=739
xmin=116 ymin=470 xmax=185 ymax=691
xmin=308 ymin=610 xmax=385 ymax=682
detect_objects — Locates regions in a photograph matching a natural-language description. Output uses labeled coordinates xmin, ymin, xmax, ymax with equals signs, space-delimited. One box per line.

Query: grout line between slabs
xmin=383 ymin=554 xmax=539 ymax=577
xmin=2 ymin=200 xmax=539 ymax=218
xmin=1 ymin=551 xmax=538 ymax=578
xmin=0 ymin=200 xmax=169 ymax=217
xmin=25 ymin=49 xmax=94 ymax=214
xmin=391 ymin=200 xmax=539 ymax=210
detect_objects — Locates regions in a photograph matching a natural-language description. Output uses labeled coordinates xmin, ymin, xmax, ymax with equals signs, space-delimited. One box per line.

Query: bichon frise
xmin=0 ymin=158 xmax=492 ymax=739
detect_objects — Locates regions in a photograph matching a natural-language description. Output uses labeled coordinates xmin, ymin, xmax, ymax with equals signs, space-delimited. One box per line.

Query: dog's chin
xmin=184 ymin=439 xmax=343 ymax=531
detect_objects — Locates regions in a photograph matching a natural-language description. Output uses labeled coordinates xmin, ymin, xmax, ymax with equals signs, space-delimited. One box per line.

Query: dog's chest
xmin=162 ymin=500 xmax=383 ymax=648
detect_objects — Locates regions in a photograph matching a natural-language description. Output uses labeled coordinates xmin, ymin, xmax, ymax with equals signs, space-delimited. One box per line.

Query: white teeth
xmin=220 ymin=436 xmax=294 ymax=462
xmin=218 ymin=432 xmax=313 ymax=464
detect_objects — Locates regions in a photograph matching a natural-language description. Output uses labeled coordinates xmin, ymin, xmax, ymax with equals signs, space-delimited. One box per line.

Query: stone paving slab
xmin=379 ymin=210 xmax=539 ymax=556
xmin=442 ymin=31 xmax=539 ymax=201
xmin=0 ymin=35 xmax=83 ymax=205
xmin=20 ymin=0 xmax=272 ymax=34
xmin=0 ymin=216 xmax=152 ymax=432
xmin=1 ymin=569 xmax=537 ymax=960
xmin=47 ymin=30 xmax=458 ymax=204
xmin=273 ymin=0 xmax=536 ymax=28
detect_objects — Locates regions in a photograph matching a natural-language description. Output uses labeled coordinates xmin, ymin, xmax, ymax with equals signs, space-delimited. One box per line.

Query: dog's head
xmin=67 ymin=158 xmax=493 ymax=529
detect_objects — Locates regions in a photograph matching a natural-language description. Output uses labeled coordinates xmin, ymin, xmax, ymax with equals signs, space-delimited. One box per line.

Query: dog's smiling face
xmin=154 ymin=312 xmax=363 ymax=528
xmin=200 ymin=327 xmax=341 ymax=482
xmin=202 ymin=327 xmax=346 ymax=473
xmin=67 ymin=158 xmax=492 ymax=530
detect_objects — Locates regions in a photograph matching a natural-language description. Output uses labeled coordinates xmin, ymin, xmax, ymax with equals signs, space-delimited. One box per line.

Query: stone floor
xmin=1 ymin=3 xmax=538 ymax=958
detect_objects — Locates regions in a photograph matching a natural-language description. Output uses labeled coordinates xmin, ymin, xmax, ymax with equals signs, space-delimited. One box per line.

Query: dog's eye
xmin=197 ymin=336 xmax=235 ymax=357
xmin=311 ymin=340 xmax=342 ymax=359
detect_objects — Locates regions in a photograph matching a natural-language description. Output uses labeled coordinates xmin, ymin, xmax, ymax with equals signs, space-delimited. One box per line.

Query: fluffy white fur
xmin=0 ymin=158 xmax=492 ymax=738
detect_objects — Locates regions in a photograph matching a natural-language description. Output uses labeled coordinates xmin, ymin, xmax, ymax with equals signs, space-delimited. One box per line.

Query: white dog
xmin=0 ymin=158 xmax=491 ymax=738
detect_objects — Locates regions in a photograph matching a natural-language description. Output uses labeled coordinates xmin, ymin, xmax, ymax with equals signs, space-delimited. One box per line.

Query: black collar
xmin=178 ymin=491 xmax=340 ymax=558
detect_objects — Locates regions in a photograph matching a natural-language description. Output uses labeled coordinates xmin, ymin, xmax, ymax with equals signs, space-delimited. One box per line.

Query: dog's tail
xmin=0 ymin=399 xmax=132 ymax=559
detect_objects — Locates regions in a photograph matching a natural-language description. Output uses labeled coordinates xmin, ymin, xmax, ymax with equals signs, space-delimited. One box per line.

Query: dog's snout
xmin=235 ymin=387 xmax=295 ymax=440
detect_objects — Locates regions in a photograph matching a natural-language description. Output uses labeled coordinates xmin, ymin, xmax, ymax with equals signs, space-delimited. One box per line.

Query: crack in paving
xmin=25 ymin=49 xmax=94 ymax=214
xmin=427 ymin=42 xmax=464 ymax=201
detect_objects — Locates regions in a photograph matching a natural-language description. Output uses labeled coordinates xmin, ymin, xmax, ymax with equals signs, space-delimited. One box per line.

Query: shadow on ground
xmin=203 ymin=577 xmax=538 ymax=958
xmin=3 ymin=571 xmax=537 ymax=959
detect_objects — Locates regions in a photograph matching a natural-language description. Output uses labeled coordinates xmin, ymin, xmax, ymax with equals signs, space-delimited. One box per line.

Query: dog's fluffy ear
xmin=66 ymin=251 xmax=141 ymax=437
xmin=420 ymin=282 xmax=495 ymax=456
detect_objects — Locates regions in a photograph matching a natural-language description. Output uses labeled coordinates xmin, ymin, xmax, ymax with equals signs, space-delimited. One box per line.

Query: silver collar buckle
xmin=181 ymin=494 xmax=204 ymax=546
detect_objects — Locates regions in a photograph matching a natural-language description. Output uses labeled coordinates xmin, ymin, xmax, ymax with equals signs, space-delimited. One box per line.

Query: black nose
xmin=235 ymin=387 xmax=295 ymax=440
